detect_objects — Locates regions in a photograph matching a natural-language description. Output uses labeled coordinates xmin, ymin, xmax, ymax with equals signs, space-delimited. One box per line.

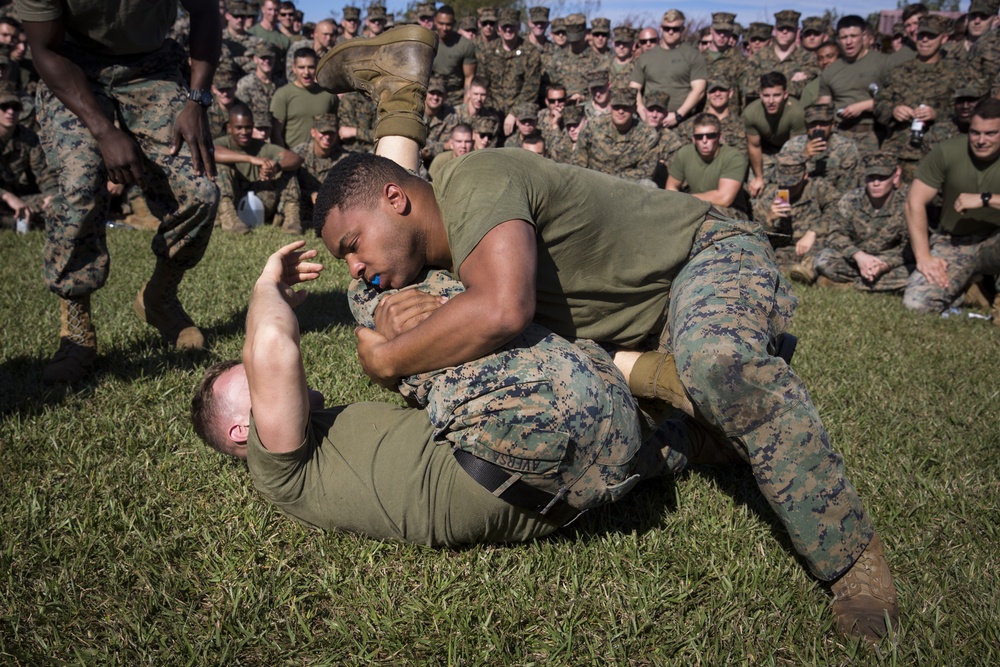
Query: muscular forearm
xmin=679 ymin=81 xmax=705 ymax=117
xmin=748 ymin=140 xmax=763 ymax=178
xmin=183 ymin=0 xmax=222 ymax=91
xmin=905 ymin=197 xmax=932 ymax=262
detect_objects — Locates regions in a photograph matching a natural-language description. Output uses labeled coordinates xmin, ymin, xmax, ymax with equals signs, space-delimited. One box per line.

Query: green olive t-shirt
xmin=433 ymin=148 xmax=710 ymax=346
xmin=15 ymin=0 xmax=177 ymax=56
xmin=916 ymin=136 xmax=1000 ymax=236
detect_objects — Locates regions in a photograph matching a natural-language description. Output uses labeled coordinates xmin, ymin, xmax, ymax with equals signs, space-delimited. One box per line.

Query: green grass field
xmin=1 ymin=226 xmax=998 ymax=665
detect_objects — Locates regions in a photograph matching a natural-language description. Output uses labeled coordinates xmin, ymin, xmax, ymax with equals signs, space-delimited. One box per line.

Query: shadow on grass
xmin=0 ymin=288 xmax=354 ymax=419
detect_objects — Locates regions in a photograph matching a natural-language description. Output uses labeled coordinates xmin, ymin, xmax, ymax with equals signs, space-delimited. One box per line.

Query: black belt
xmin=452 ymin=447 xmax=581 ymax=526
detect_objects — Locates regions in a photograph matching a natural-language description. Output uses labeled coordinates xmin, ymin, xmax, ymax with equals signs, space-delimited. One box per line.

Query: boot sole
xmin=316 ymin=26 xmax=438 ymax=93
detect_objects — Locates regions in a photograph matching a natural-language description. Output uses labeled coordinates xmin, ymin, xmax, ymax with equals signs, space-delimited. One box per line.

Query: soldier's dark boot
xmin=315 ymin=25 xmax=438 ymax=146
xmin=43 ymin=295 xmax=97 ymax=385
xmin=133 ymin=260 xmax=204 ymax=350
xmin=628 ymin=351 xmax=695 ymax=417
xmin=830 ymin=534 xmax=900 ymax=644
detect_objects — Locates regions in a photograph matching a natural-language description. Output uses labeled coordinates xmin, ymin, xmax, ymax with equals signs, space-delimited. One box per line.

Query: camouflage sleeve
xmin=570 ymin=124 xmax=591 ymax=169
xmin=516 ymin=46 xmax=542 ymax=108
xmin=825 ymin=191 xmax=862 ymax=259
xmin=873 ymin=65 xmax=902 ymax=127
xmin=622 ymin=126 xmax=660 ymax=182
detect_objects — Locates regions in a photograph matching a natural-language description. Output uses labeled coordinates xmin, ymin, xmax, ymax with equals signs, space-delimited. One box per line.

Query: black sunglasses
xmin=639 ymin=38 xmax=658 ymax=44
xmin=661 ymin=25 xmax=683 ymax=33
xmin=693 ymin=132 xmax=719 ymax=140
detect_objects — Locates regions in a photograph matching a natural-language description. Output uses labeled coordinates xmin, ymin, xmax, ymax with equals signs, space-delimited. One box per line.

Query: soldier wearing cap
xmin=890 ymin=22 xmax=906 ymax=52
xmin=453 ymin=75 xmax=503 ymax=131
xmin=475 ymin=6 xmax=500 ymax=50
xmin=800 ymin=17 xmax=830 ymax=52
xmin=505 ymin=102 xmax=539 ymax=148
xmin=416 ymin=2 xmax=437 ymax=31
xmin=704 ymin=12 xmax=745 ymax=115
xmin=548 ymin=14 xmax=605 ymax=104
xmin=630 ymin=10 xmax=708 ymax=128
xmin=667 ymin=112 xmax=750 ymax=218
xmin=338 ymin=6 xmax=362 ymax=43
xmin=526 ymin=6 xmax=552 ymax=53
xmin=743 ymin=71 xmax=807 ymax=195
xmin=951 ymin=0 xmax=999 ymax=68
xmin=780 ymin=103 xmax=861 ymax=193
xmin=363 ymin=3 xmax=387 ymax=39
xmin=432 ymin=4 xmax=478 ymax=108
xmin=572 ymin=85 xmax=658 ymax=184
xmin=875 ymin=14 xmax=961 ymax=182
xmin=223 ymin=1 xmax=267 ymax=76
xmin=641 ymin=89 xmax=685 ymax=187
xmin=590 ymin=18 xmax=612 ymax=59
xmin=752 ymin=150 xmax=840 ymax=282
xmin=608 ymin=26 xmax=636 ymax=89
xmin=457 ymin=15 xmax=479 ymax=42
xmin=209 ymin=62 xmax=245 ymax=139
xmin=0 ymin=79 xmax=55 ymax=231
xmin=546 ymin=102 xmax=583 ymax=163
xmin=291 ymin=113 xmax=349 ymax=227
xmin=582 ymin=68 xmax=611 ymax=119
xmin=703 ymin=77 xmax=747 ymax=155
xmin=815 ymin=154 xmax=914 ymax=291
xmin=422 ymin=75 xmax=457 ymax=164
xmin=921 ymin=83 xmax=987 ymax=152
xmin=479 ymin=8 xmax=542 ymax=134
xmin=744 ymin=10 xmax=819 ymax=104
xmin=247 ymin=0 xmax=293 ymax=61
xmin=472 ymin=113 xmax=500 ymax=149
xmin=903 ymin=97 xmax=1000 ymax=321
xmin=237 ymin=41 xmax=282 ymax=143
xmin=745 ymin=23 xmax=773 ymax=57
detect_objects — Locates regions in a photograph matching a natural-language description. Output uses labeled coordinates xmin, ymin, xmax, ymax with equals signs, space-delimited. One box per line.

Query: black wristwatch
xmin=674 ymin=110 xmax=685 ymax=123
xmin=188 ymin=88 xmax=213 ymax=107
xmin=981 ymin=192 xmax=992 ymax=208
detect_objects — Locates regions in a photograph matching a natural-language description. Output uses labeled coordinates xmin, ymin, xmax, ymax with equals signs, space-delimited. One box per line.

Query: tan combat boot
xmin=133 ymin=260 xmax=205 ymax=350
xmin=43 ymin=296 xmax=97 ymax=385
xmin=830 ymin=534 xmax=900 ymax=644
xmin=315 ymin=25 xmax=438 ymax=146
xmin=790 ymin=257 xmax=817 ymax=284
xmin=281 ymin=199 xmax=303 ymax=235
xmin=816 ymin=275 xmax=854 ymax=290
xmin=217 ymin=196 xmax=250 ymax=234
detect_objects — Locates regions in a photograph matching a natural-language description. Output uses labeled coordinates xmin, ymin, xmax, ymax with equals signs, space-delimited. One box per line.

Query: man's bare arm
xmin=906 ymin=178 xmax=949 ymax=288
xmin=244 ymin=241 xmax=323 ymax=453
xmin=176 ymin=0 xmax=222 ymax=178
xmin=355 ymin=219 xmax=537 ymax=388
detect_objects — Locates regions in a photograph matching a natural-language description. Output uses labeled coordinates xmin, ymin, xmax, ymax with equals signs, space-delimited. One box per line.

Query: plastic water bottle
xmin=15 ymin=212 xmax=28 ymax=235
xmin=238 ymin=191 xmax=265 ymax=228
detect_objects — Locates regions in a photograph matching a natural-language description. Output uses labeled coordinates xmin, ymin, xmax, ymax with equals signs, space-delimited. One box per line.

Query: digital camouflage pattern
xmin=424 ymin=103 xmax=458 ymax=160
xmin=752 ymin=178 xmax=840 ymax=270
xmin=903 ymin=228 xmax=1000 ymax=313
xmin=36 ymin=41 xmax=218 ymax=298
xmin=706 ymin=48 xmax=746 ymax=114
xmin=660 ymin=212 xmax=873 ymax=579
xmin=572 ymin=113 xmax=659 ymax=182
xmin=291 ymin=140 xmax=350 ymax=224
xmin=236 ymin=72 xmax=278 ymax=129
xmin=815 ymin=185 xmax=914 ymax=291
xmin=781 ymin=131 xmax=861 ymax=192
xmin=337 ymin=91 xmax=377 ymax=153
xmin=716 ymin=110 xmax=747 ymax=154
xmin=0 ymin=124 xmax=56 ymax=226
xmin=548 ymin=47 xmax=605 ymax=100
xmin=348 ymin=270 xmax=644 ymax=512
xmin=478 ymin=40 xmax=543 ymax=117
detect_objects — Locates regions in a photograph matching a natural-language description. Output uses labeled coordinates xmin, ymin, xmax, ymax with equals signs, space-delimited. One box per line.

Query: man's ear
xmin=229 ymin=422 xmax=249 ymax=445
xmin=385 ymin=183 xmax=411 ymax=214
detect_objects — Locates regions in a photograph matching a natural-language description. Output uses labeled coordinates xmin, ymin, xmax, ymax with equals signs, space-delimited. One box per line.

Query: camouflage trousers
xmin=215 ymin=164 xmax=300 ymax=228
xmin=36 ymin=40 xmax=218 ymax=298
xmin=0 ymin=193 xmax=48 ymax=231
xmin=348 ymin=270 xmax=643 ymax=513
xmin=651 ymin=212 xmax=874 ymax=580
xmin=903 ymin=228 xmax=1000 ymax=313
xmin=815 ymin=247 xmax=914 ymax=293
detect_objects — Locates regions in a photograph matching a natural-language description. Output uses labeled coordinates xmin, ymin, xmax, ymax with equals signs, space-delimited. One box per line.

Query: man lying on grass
xmin=191 ymin=240 xmax=734 ymax=545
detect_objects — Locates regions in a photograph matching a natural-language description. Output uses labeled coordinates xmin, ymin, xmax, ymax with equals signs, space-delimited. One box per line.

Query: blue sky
xmin=293 ymin=1 xmax=926 ymax=28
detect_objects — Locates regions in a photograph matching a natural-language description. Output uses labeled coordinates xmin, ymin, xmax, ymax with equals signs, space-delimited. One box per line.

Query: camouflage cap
xmin=386 ymin=13 xmax=396 ymax=27
xmin=712 ymin=12 xmax=736 ymax=32
xmin=863 ymin=153 xmax=897 ymax=178
xmin=591 ymin=17 xmax=611 ymax=35
xmin=367 ymin=3 xmax=386 ymax=20
xmin=565 ymin=13 xmax=587 ymax=41
xmin=416 ymin=2 xmax=436 ymax=19
xmin=249 ymin=41 xmax=277 ymax=58
xmin=342 ymin=5 xmax=361 ymax=20
xmin=732 ymin=22 xmax=744 ymax=38
xmin=550 ymin=17 xmax=566 ymax=32
xmin=498 ymin=8 xmax=520 ymax=27
xmin=953 ymin=82 xmax=988 ymax=99
xmin=213 ymin=63 xmax=240 ymax=89
xmin=891 ymin=22 xmax=905 ymax=38
xmin=748 ymin=22 xmax=774 ymax=40
xmin=478 ymin=6 xmax=498 ymax=22
xmin=707 ymin=77 xmax=733 ymax=92
xmin=562 ymin=104 xmax=585 ymax=125
xmin=427 ymin=75 xmax=447 ymax=94
xmin=459 ymin=15 xmax=478 ymax=31
xmin=313 ymin=113 xmax=339 ymax=132
xmin=774 ymin=10 xmax=801 ymax=30
xmin=514 ymin=102 xmax=539 ymax=120
xmin=0 ymin=81 xmax=20 ymax=107
xmin=226 ymin=0 xmax=254 ymax=17
xmin=661 ymin=9 xmax=685 ymax=23
xmin=644 ymin=90 xmax=670 ymax=109
xmin=528 ymin=6 xmax=550 ymax=23
xmin=916 ymin=14 xmax=950 ymax=35
xmin=969 ymin=0 xmax=1000 ymax=15
xmin=586 ymin=68 xmax=609 ymax=89
xmin=612 ymin=26 xmax=635 ymax=43
xmin=774 ymin=151 xmax=807 ymax=186
xmin=804 ymin=103 xmax=835 ymax=123
xmin=473 ymin=114 xmax=499 ymax=135
xmin=801 ymin=16 xmax=828 ymax=34
xmin=609 ymin=86 xmax=635 ymax=107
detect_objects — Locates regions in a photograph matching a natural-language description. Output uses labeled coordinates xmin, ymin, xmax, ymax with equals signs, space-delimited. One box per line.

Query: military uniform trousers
xmin=814 ymin=248 xmax=913 ymax=293
xmin=215 ymin=163 xmax=300 ymax=228
xmin=903 ymin=227 xmax=1000 ymax=313
xmin=36 ymin=40 xmax=218 ymax=299
xmin=655 ymin=212 xmax=874 ymax=580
